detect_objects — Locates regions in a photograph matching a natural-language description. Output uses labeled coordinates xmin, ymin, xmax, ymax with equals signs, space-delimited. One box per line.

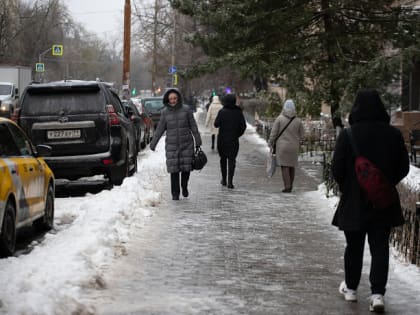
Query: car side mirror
xmin=126 ymin=106 xmax=134 ymax=116
xmin=35 ymin=144 xmax=52 ymax=157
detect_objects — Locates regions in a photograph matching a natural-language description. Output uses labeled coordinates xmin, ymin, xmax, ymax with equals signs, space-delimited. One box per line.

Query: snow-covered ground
xmin=0 ymin=118 xmax=419 ymax=315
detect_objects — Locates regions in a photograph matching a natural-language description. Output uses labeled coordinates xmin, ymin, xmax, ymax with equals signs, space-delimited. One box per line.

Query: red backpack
xmin=346 ymin=128 xmax=398 ymax=209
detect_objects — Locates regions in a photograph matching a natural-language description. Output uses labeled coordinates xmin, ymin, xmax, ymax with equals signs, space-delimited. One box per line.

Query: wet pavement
xmin=85 ymin=110 xmax=420 ymax=315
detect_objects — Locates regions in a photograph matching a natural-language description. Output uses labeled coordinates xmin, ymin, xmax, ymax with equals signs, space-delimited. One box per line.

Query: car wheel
xmin=140 ymin=134 xmax=147 ymax=149
xmin=129 ymin=154 xmax=138 ymax=176
xmin=34 ymin=185 xmax=54 ymax=231
xmin=0 ymin=201 xmax=16 ymax=257
xmin=109 ymin=149 xmax=129 ymax=186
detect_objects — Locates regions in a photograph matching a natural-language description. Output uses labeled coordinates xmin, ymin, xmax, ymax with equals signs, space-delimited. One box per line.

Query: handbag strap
xmin=274 ymin=116 xmax=295 ymax=144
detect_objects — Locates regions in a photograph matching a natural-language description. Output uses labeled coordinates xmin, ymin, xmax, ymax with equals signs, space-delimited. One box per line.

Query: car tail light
xmin=101 ymin=158 xmax=114 ymax=165
xmin=11 ymin=108 xmax=21 ymax=122
xmin=106 ymin=104 xmax=120 ymax=125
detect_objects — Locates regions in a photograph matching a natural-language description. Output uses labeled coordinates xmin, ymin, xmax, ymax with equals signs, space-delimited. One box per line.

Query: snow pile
xmin=402 ymin=164 xmax=420 ymax=192
xmin=0 ymin=141 xmax=166 ymax=315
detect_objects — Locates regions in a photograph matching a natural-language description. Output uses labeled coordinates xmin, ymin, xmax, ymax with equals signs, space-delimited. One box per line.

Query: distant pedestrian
xmin=331 ymin=89 xmax=409 ymax=313
xmin=214 ymin=93 xmax=246 ymax=188
xmin=268 ymin=99 xmax=304 ymax=193
xmin=205 ymin=95 xmax=213 ymax=112
xmin=205 ymin=95 xmax=223 ymax=150
xmin=150 ymin=88 xmax=202 ymax=200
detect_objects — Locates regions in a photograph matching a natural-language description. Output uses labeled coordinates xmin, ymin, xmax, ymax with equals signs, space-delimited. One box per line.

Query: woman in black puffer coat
xmin=214 ymin=93 xmax=246 ymax=188
xmin=331 ymin=89 xmax=409 ymax=311
xmin=150 ymin=88 xmax=202 ymax=200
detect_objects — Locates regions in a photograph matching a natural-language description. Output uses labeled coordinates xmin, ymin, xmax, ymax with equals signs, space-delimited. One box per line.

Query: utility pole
xmin=122 ymin=0 xmax=131 ymax=99
xmin=170 ymin=9 xmax=176 ymax=87
xmin=152 ymin=0 xmax=159 ymax=96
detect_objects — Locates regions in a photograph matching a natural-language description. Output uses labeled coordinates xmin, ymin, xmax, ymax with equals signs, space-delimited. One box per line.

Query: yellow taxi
xmin=0 ymin=118 xmax=55 ymax=257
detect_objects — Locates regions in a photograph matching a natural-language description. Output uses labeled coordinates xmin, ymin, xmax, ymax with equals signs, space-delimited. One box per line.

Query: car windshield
xmin=0 ymin=84 xmax=12 ymax=95
xmin=22 ymin=89 xmax=106 ymax=115
xmin=144 ymin=99 xmax=163 ymax=111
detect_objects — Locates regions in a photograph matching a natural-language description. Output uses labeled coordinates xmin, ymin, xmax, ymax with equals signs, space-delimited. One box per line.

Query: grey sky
xmin=64 ymin=0 xmax=124 ymax=40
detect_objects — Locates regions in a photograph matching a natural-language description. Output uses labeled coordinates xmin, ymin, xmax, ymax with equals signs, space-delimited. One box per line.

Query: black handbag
xmin=192 ymin=147 xmax=207 ymax=170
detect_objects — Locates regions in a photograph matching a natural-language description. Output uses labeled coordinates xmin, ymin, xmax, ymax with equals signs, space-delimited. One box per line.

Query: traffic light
xmin=212 ymin=90 xmax=216 ymax=96
xmin=173 ymin=74 xmax=178 ymax=86
xmin=131 ymin=88 xmax=136 ymax=96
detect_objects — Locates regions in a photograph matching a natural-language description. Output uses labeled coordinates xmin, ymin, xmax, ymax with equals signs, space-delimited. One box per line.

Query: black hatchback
xmin=13 ymin=80 xmax=137 ymax=186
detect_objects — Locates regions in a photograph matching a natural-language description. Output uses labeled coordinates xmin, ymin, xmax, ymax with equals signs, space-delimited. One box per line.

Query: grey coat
xmin=269 ymin=110 xmax=304 ymax=167
xmin=150 ymin=89 xmax=202 ymax=173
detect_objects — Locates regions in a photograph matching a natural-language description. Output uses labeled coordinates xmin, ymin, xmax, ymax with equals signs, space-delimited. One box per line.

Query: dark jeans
xmin=344 ymin=226 xmax=391 ymax=295
xmin=170 ymin=171 xmax=190 ymax=197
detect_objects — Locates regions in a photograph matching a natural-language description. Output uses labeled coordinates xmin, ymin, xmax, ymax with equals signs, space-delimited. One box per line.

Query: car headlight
xmin=0 ymin=105 xmax=7 ymax=111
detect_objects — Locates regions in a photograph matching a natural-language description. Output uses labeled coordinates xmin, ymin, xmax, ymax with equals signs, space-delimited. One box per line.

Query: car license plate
xmin=47 ymin=129 xmax=81 ymax=139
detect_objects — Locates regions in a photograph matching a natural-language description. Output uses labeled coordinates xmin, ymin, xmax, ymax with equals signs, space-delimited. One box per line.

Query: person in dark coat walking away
xmin=150 ymin=88 xmax=202 ymax=200
xmin=214 ymin=93 xmax=246 ymax=189
xmin=331 ymin=89 xmax=409 ymax=313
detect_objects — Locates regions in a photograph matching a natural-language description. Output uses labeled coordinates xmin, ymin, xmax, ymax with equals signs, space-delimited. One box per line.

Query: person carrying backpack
xmin=331 ymin=89 xmax=409 ymax=313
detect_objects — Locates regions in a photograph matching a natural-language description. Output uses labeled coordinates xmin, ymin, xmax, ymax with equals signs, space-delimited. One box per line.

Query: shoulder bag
xmin=346 ymin=128 xmax=397 ymax=209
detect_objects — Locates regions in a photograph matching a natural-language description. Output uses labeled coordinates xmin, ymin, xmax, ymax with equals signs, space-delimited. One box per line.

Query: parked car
xmin=13 ymin=80 xmax=137 ymax=186
xmin=132 ymin=99 xmax=155 ymax=142
xmin=140 ymin=96 xmax=164 ymax=129
xmin=0 ymin=118 xmax=54 ymax=257
xmin=123 ymin=99 xmax=154 ymax=151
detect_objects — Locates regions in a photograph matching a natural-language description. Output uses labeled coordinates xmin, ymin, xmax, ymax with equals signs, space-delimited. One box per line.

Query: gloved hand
xmin=195 ymin=146 xmax=200 ymax=150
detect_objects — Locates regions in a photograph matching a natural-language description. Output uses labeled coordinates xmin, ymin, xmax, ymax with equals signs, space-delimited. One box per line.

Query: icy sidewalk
xmin=85 ymin=109 xmax=420 ymax=315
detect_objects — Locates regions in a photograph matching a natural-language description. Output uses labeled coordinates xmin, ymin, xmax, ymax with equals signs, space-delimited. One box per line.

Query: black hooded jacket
xmin=331 ymin=89 xmax=409 ymax=230
xmin=214 ymin=94 xmax=246 ymax=158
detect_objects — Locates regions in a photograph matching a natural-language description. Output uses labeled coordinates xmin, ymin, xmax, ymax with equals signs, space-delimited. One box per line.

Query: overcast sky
xmin=64 ymin=0 xmax=125 ymax=40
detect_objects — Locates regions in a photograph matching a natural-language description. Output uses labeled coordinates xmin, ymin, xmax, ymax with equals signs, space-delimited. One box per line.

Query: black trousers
xmin=170 ymin=171 xmax=190 ymax=197
xmin=220 ymin=156 xmax=236 ymax=183
xmin=211 ymin=134 xmax=217 ymax=148
xmin=344 ymin=225 xmax=391 ymax=295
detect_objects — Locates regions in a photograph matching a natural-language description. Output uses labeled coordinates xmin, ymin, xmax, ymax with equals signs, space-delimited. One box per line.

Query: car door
xmin=7 ymin=122 xmax=45 ymax=218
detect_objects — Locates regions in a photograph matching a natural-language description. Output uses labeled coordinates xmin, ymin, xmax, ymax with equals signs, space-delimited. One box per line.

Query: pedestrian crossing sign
xmin=35 ymin=63 xmax=45 ymax=72
xmin=52 ymin=45 xmax=63 ymax=56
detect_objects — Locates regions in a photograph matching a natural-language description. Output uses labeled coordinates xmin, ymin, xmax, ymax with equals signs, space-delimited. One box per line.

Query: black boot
xmin=182 ymin=188 xmax=188 ymax=197
xmin=170 ymin=172 xmax=180 ymax=200
xmin=227 ymin=159 xmax=235 ymax=189
xmin=181 ymin=171 xmax=190 ymax=197
xmin=211 ymin=134 xmax=215 ymax=150
xmin=220 ymin=158 xmax=227 ymax=186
